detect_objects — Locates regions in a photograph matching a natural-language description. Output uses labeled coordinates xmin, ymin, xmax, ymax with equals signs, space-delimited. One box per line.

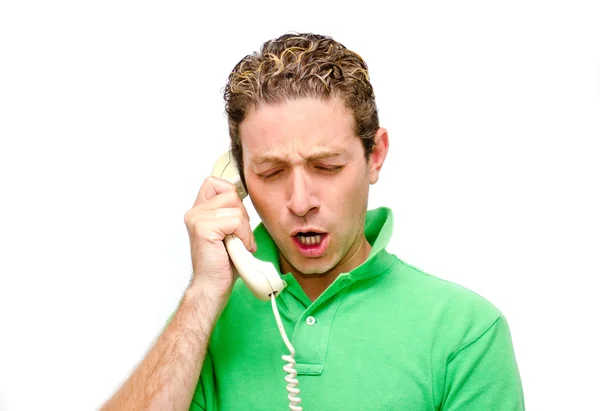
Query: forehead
xmin=239 ymin=97 xmax=358 ymax=163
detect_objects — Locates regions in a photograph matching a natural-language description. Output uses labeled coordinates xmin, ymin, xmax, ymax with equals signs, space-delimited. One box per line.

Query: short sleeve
xmin=442 ymin=315 xmax=525 ymax=410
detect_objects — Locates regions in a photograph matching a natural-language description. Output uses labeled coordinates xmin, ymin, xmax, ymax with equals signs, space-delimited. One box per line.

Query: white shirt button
xmin=306 ymin=316 xmax=316 ymax=326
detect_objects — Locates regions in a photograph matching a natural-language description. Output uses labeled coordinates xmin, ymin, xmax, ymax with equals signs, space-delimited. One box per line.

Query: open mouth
xmin=295 ymin=232 xmax=323 ymax=245
xmin=292 ymin=231 xmax=329 ymax=257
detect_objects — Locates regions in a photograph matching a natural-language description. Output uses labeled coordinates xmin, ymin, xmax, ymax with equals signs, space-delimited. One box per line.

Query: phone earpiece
xmin=211 ymin=151 xmax=248 ymax=199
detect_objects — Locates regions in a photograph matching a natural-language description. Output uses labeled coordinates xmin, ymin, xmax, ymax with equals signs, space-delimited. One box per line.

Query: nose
xmin=286 ymin=168 xmax=319 ymax=217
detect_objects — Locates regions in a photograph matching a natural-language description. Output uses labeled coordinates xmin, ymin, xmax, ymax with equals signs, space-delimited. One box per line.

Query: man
xmin=101 ymin=32 xmax=525 ymax=410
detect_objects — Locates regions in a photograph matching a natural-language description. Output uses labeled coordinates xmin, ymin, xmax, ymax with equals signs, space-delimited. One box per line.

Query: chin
xmin=289 ymin=257 xmax=337 ymax=277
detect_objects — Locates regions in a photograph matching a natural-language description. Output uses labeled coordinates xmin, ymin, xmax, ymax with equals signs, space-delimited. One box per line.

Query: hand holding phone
xmin=183 ymin=171 xmax=255 ymax=301
xmin=211 ymin=151 xmax=286 ymax=301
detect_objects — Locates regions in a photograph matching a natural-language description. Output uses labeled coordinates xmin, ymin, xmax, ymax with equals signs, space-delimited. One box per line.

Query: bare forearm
xmin=101 ymin=284 xmax=225 ymax=411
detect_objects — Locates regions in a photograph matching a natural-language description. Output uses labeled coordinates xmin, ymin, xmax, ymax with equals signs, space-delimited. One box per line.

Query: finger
xmin=203 ymin=190 xmax=250 ymax=221
xmin=194 ymin=176 xmax=239 ymax=207
xmin=184 ymin=196 xmax=250 ymax=241
xmin=188 ymin=207 xmax=255 ymax=251
xmin=212 ymin=208 xmax=256 ymax=252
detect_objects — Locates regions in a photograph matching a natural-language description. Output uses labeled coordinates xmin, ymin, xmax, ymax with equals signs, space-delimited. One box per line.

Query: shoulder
xmin=397 ymin=257 xmax=499 ymax=310
xmin=386 ymin=255 xmax=504 ymax=348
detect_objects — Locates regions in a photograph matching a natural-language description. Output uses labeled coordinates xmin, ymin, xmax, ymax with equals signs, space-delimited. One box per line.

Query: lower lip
xmin=292 ymin=234 xmax=330 ymax=258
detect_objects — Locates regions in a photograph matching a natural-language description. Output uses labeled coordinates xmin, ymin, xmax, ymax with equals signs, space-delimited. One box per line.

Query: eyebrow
xmin=252 ymin=150 xmax=345 ymax=165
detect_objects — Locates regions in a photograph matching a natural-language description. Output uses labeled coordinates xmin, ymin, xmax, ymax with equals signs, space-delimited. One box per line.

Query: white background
xmin=1 ymin=1 xmax=598 ymax=410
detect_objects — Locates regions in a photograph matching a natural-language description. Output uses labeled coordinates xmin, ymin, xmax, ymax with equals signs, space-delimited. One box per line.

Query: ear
xmin=368 ymin=127 xmax=389 ymax=184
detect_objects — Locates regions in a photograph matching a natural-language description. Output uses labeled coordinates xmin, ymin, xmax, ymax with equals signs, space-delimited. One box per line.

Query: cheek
xmin=333 ymin=169 xmax=369 ymax=201
xmin=249 ymin=186 xmax=284 ymax=228
xmin=249 ymin=191 xmax=270 ymax=218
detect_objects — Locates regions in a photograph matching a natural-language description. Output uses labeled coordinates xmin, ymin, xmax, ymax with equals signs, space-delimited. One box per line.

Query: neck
xmin=281 ymin=234 xmax=372 ymax=301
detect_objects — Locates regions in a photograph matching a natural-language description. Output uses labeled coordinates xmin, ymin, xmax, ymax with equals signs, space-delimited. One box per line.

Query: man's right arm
xmin=100 ymin=176 xmax=257 ymax=411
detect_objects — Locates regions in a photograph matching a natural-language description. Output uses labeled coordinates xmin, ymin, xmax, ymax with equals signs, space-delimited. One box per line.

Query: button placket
xmin=289 ymin=287 xmax=351 ymax=376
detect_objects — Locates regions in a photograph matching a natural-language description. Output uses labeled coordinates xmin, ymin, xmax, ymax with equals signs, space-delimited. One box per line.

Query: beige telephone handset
xmin=211 ymin=151 xmax=286 ymax=301
xmin=211 ymin=151 xmax=302 ymax=410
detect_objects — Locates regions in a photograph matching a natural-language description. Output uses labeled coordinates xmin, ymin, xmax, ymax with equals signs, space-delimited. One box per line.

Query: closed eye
xmin=316 ymin=165 xmax=343 ymax=172
xmin=258 ymin=170 xmax=283 ymax=180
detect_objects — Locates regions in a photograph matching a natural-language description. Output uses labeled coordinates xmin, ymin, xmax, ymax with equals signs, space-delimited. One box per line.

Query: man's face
xmin=240 ymin=97 xmax=382 ymax=276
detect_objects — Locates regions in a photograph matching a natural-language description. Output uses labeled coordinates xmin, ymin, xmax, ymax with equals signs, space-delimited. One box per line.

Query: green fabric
xmin=189 ymin=207 xmax=524 ymax=410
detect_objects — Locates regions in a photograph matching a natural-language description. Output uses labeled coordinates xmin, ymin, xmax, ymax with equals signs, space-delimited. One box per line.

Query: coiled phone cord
xmin=271 ymin=293 xmax=302 ymax=410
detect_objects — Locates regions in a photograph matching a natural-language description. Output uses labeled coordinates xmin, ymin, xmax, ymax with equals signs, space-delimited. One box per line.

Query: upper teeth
xmin=299 ymin=234 xmax=321 ymax=245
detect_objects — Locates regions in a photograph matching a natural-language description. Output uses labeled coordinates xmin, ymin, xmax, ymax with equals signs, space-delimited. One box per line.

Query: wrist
xmin=185 ymin=279 xmax=231 ymax=322
xmin=188 ymin=274 xmax=233 ymax=300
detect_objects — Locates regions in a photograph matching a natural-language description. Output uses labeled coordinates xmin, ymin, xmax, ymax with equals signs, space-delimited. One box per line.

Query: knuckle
xmin=225 ymin=189 xmax=240 ymax=204
xmin=200 ymin=176 xmax=217 ymax=192
xmin=198 ymin=177 xmax=212 ymax=192
xmin=183 ymin=210 xmax=194 ymax=225
xmin=233 ymin=207 xmax=245 ymax=219
xmin=232 ymin=215 xmax=243 ymax=227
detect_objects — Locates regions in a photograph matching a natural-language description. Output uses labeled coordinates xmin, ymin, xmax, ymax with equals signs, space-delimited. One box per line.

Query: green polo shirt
xmin=189 ymin=207 xmax=525 ymax=410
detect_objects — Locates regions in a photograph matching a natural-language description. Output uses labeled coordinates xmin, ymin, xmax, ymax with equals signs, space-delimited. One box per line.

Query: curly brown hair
xmin=223 ymin=32 xmax=379 ymax=187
